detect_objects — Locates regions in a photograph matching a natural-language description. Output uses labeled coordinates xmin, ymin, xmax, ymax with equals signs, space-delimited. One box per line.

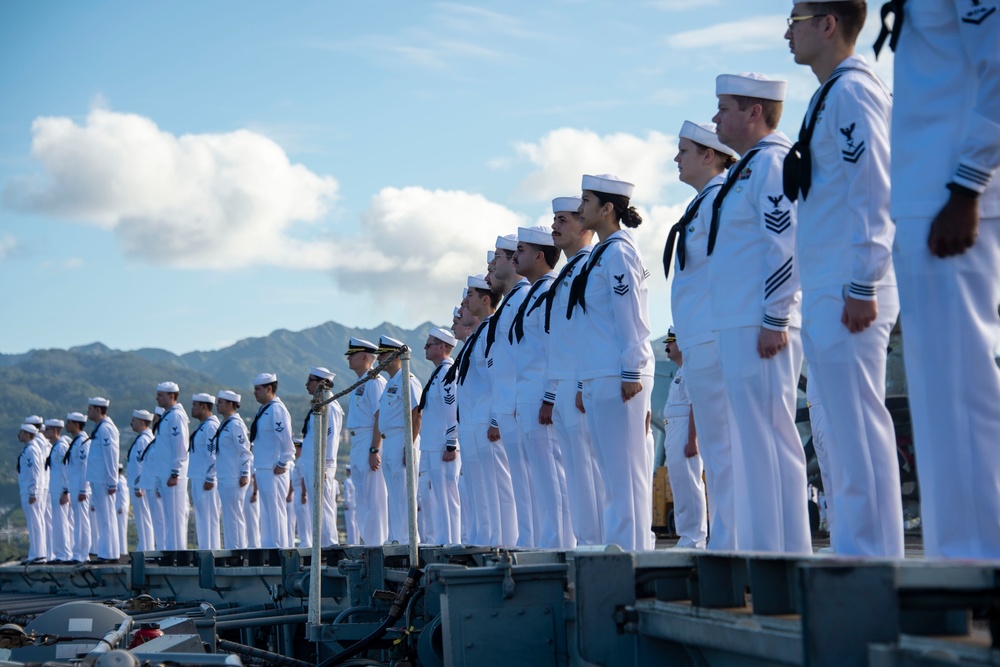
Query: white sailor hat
xmin=345 ymin=337 xmax=378 ymax=355
xmin=487 ymin=250 xmax=495 ymax=263
xmin=309 ymin=366 xmax=335 ymax=381
xmin=495 ymin=234 xmax=518 ymax=252
xmin=552 ymin=197 xmax=582 ymax=214
xmin=716 ymin=72 xmax=786 ymax=102
xmin=346 ymin=464 xmax=352 ymax=472
xmin=679 ymin=121 xmax=739 ymax=159
xmin=377 ymin=336 xmax=405 ymax=353
xmin=192 ymin=392 xmax=216 ymax=404
xmin=582 ymin=174 xmax=635 ymax=199
xmin=664 ymin=327 xmax=677 ymax=344
xmin=217 ymin=390 xmax=242 ymax=403
xmin=467 ymin=274 xmax=490 ymax=291
xmin=518 ymin=225 xmax=555 ymax=247
xmin=453 ymin=306 xmax=461 ymax=318
xmin=43 ymin=418 xmax=65 ymax=428
xmin=253 ymin=372 xmax=277 ymax=386
xmin=154 ymin=406 xmax=165 ymax=416
xmin=20 ymin=424 xmax=38 ymax=435
xmin=429 ymin=327 xmax=458 ymax=347
xmin=89 ymin=396 xmax=110 ymax=407
xmin=156 ymin=381 xmax=180 ymax=393
xmin=293 ymin=437 xmax=303 ymax=445
xmin=132 ymin=409 xmax=154 ymax=421
xmin=24 ymin=415 xmax=43 ymax=426
xmin=66 ymin=412 xmax=87 ymax=424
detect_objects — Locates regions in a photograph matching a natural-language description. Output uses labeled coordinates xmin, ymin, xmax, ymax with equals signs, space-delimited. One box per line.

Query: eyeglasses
xmin=424 ymin=341 xmax=443 ymax=348
xmin=786 ymin=14 xmax=828 ymax=27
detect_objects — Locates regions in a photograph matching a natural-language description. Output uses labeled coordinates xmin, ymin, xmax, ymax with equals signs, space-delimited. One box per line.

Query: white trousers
xmin=895 ymin=217 xmax=1000 ymax=559
xmin=91 ymin=489 xmax=120 ymax=559
xmin=716 ymin=326 xmax=811 ymax=555
xmin=21 ymin=494 xmax=47 ymax=561
xmin=245 ymin=485 xmax=261 ymax=548
xmin=218 ymin=481 xmax=248 ymax=549
xmin=133 ymin=491 xmax=154 ymax=552
xmin=349 ymin=428 xmax=389 ymax=546
xmin=255 ymin=468 xmax=290 ymax=548
xmin=664 ymin=417 xmax=707 ymax=548
xmin=345 ymin=505 xmax=359 ymax=546
xmin=71 ymin=496 xmax=91 ymax=561
xmin=807 ymin=399 xmax=835 ymax=534
xmin=802 ymin=285 xmax=904 ymax=558
xmin=583 ymin=375 xmax=655 ymax=551
xmin=191 ymin=482 xmax=221 ymax=550
xmin=160 ymin=478 xmax=189 ymax=550
xmin=382 ymin=431 xmax=420 ymax=544
xmin=497 ymin=413 xmax=533 ymax=547
xmin=420 ymin=450 xmax=462 ymax=544
xmin=302 ymin=466 xmax=339 ymax=546
xmin=43 ymin=494 xmax=52 ymax=560
xmin=684 ymin=340 xmax=741 ymax=551
xmin=517 ymin=404 xmax=574 ymax=549
xmin=553 ymin=379 xmax=606 ymax=546
xmin=289 ymin=493 xmax=305 ymax=547
xmin=117 ymin=504 xmax=128 ymax=555
xmin=473 ymin=424 xmax=517 ymax=546
xmin=455 ymin=432 xmax=479 ymax=545
xmin=146 ymin=488 xmax=165 ymax=550
xmin=49 ymin=492 xmax=74 ymax=561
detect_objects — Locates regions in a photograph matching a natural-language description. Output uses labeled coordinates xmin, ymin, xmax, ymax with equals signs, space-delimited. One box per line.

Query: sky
xmin=0 ymin=1 xmax=894 ymax=355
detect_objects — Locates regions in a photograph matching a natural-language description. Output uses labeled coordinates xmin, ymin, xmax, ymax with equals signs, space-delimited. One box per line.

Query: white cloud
xmin=666 ymin=15 xmax=787 ymax=53
xmin=4 ymin=109 xmax=340 ymax=270
xmin=512 ymin=128 xmax=679 ymax=205
xmin=0 ymin=234 xmax=16 ymax=260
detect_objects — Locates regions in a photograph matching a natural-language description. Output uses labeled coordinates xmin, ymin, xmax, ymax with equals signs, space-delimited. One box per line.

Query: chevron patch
xmin=963 ymin=4 xmax=996 ymax=23
xmin=765 ymin=257 xmax=794 ymax=299
xmin=764 ymin=210 xmax=792 ymax=234
xmin=842 ymin=141 xmax=866 ymax=163
xmin=487 ymin=358 xmax=494 ymax=368
xmin=444 ymin=394 xmax=456 ymax=405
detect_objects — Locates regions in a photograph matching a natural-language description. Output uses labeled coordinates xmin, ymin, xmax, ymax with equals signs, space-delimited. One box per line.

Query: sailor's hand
xmin=487 ymin=426 xmax=501 ymax=442
xmin=621 ymin=381 xmax=642 ymax=402
xmin=538 ymin=402 xmax=553 ymax=425
xmin=442 ymin=449 xmax=457 ymax=462
xmin=239 ymin=475 xmax=249 ymax=487
xmin=273 ymin=465 xmax=287 ymax=475
xmin=928 ymin=191 xmax=979 ymax=258
xmin=758 ymin=327 xmax=789 ymax=359
xmin=842 ymin=296 xmax=877 ymax=333
xmin=575 ymin=391 xmax=586 ymax=414
xmin=369 ymin=451 xmax=381 ymax=472
xmin=204 ymin=481 xmax=215 ymax=491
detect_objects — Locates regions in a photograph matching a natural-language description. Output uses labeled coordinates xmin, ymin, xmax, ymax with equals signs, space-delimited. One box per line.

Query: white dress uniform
xmin=151 ymin=405 xmax=190 ymax=550
xmin=805 ymin=384 xmax=833 ymax=536
xmin=214 ymin=413 xmax=252 ymax=549
xmin=570 ymin=227 xmax=656 ymax=551
xmin=189 ymin=415 xmax=221 ymax=550
xmin=487 ymin=278 xmax=534 ymax=547
xmin=116 ymin=473 xmax=130 ymax=554
xmin=889 ymin=0 xmax=1000 ymax=559
xmin=513 ymin=270 xmax=574 ymax=549
xmin=47 ymin=434 xmax=74 ymax=562
xmin=671 ymin=171 xmax=741 ymax=551
xmin=709 ymin=131 xmax=811 ymax=555
xmin=126 ymin=430 xmax=155 ymax=552
xmin=347 ymin=373 xmax=388 ymax=546
xmin=65 ymin=431 xmax=91 ymax=561
xmin=661 ymin=367 xmax=707 ymax=548
xmin=290 ymin=460 xmax=310 ymax=547
xmin=301 ymin=402 xmax=343 ymax=546
xmin=344 ymin=473 xmax=358 ymax=545
xmin=18 ymin=432 xmax=47 ymax=561
xmin=249 ymin=398 xmax=295 ymax=548
xmin=135 ymin=434 xmax=164 ymax=550
xmin=794 ymin=54 xmax=903 ymax=559
xmin=450 ymin=337 xmax=483 ymax=544
xmin=246 ymin=471 xmax=261 ymax=548
xmin=419 ymin=356 xmax=462 ymax=545
xmin=378 ymin=368 xmax=423 ymax=543
xmin=86 ymin=417 xmax=121 ymax=559
xmin=546 ymin=245 xmax=606 ymax=546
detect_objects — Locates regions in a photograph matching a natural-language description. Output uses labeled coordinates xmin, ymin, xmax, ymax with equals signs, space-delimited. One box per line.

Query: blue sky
xmin=0 ymin=1 xmax=893 ymax=354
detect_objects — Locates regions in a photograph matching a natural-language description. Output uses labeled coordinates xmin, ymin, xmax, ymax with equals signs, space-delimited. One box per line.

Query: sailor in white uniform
xmin=43 ymin=419 xmax=73 ymax=562
xmin=64 ymin=412 xmax=91 ymax=562
xmin=511 ymin=224 xmax=574 ymax=549
xmin=288 ymin=440 xmax=305 ymax=547
xmin=344 ymin=338 xmax=389 ymax=546
xmin=301 ymin=366 xmax=342 ymax=546
xmin=189 ymin=393 xmax=221 ymax=550
xmin=126 ymin=410 xmax=155 ymax=552
xmin=662 ymin=330 xmax=708 ymax=549
xmin=116 ymin=467 xmax=129 ymax=554
xmin=136 ymin=408 xmax=165 ymax=550
xmin=569 ymin=173 xmax=656 ymax=551
xmin=246 ymin=474 xmax=261 ymax=548
xmin=18 ymin=424 xmax=47 ymax=563
xmin=667 ymin=120 xmax=741 ymax=551
xmin=881 ymin=0 xmax=1000 ymax=559
xmin=343 ymin=465 xmax=359 ymax=546
xmin=214 ymin=390 xmax=252 ymax=549
xmin=451 ymin=303 xmax=479 ymax=545
xmin=86 ymin=397 xmax=121 ymax=561
xmin=152 ymin=382 xmax=190 ymax=550
xmin=374 ymin=336 xmax=423 ymax=544
xmin=418 ymin=327 xmax=462 ymax=545
xmin=249 ymin=373 xmax=295 ymax=548
xmin=24 ymin=416 xmax=52 ymax=561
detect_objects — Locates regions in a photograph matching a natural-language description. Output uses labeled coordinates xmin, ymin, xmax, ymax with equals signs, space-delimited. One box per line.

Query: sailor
xmin=63 ymin=412 xmax=91 ymax=563
xmin=301 ymin=366 xmax=343 ymax=546
xmin=487 ymin=234 xmax=533 ymax=547
xmin=116 ymin=466 xmax=129 ymax=555
xmin=709 ymin=73 xmax=811 ymax=554
xmin=344 ymin=337 xmax=389 ymax=545
xmin=568 ymin=173 xmax=656 ymax=551
xmin=418 ymin=326 xmax=461 ymax=545
xmin=126 ymin=409 xmax=155 ymax=552
xmin=44 ymin=418 xmax=74 ymax=563
xmin=882 ymin=0 xmax=1000 ymax=558
xmin=373 ymin=336 xmax=422 ymax=544
xmin=214 ymin=390 xmax=252 ymax=549
xmin=451 ymin=301 xmax=484 ymax=545
xmin=662 ymin=330 xmax=708 ymax=549
xmin=458 ymin=274 xmax=515 ymax=546
xmin=511 ymin=224 xmax=574 ymax=549
xmin=249 ymin=373 xmax=295 ymax=548
xmin=85 ymin=396 xmax=121 ymax=562
xmin=136 ymin=409 xmax=165 ymax=550
xmin=805 ymin=383 xmax=834 ymax=544
xmin=343 ymin=465 xmax=358 ymax=546
xmin=288 ymin=439 xmax=305 ymax=547
xmin=246 ymin=474 xmax=261 ymax=548
xmin=151 ymin=382 xmax=190 ymax=550
xmin=25 ymin=416 xmax=52 ymax=560
xmin=668 ymin=120 xmax=741 ymax=551
xmin=189 ymin=393 xmax=221 ymax=550
xmin=17 ymin=424 xmax=47 ymax=563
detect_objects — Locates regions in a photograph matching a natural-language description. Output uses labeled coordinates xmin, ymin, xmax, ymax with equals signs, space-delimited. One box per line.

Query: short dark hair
xmin=801 ymin=1 xmax=867 ymax=44
xmin=591 ymin=191 xmax=643 ymax=229
xmin=471 ymin=286 xmax=501 ymax=309
xmin=525 ymin=241 xmax=561 ymax=269
xmin=691 ymin=140 xmax=738 ymax=169
xmin=730 ymin=95 xmax=783 ymax=130
xmin=263 ymin=381 xmax=278 ymax=393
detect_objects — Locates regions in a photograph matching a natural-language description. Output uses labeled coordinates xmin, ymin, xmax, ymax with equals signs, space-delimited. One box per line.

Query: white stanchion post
xmin=308 ymin=388 xmax=330 ymax=628
xmin=401 ymin=349 xmax=419 ymax=566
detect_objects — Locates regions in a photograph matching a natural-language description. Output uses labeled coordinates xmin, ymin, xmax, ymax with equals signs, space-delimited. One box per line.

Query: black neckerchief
xmin=418 ymin=361 xmax=448 ymax=411
xmin=663 ymin=183 xmax=723 ymax=281
xmin=210 ymin=416 xmax=233 ymax=451
xmin=127 ymin=431 xmax=150 ymax=461
xmin=708 ymin=144 xmax=781 ymax=256
xmin=189 ymin=419 xmax=210 ymax=452
xmin=509 ymin=275 xmax=554 ymax=344
xmin=874 ymin=0 xmax=906 ymax=58
xmin=249 ymin=400 xmax=276 ymax=443
xmin=543 ymin=251 xmax=588 ymax=333
xmin=566 ymin=236 xmax=625 ymax=318
xmin=64 ymin=432 xmax=88 ymax=465
xmin=485 ymin=282 xmax=525 ymax=356
xmin=457 ymin=319 xmax=490 ymax=385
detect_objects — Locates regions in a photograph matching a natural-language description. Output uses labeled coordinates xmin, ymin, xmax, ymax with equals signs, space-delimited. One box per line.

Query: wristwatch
xmin=369 ymin=447 xmax=380 ymax=454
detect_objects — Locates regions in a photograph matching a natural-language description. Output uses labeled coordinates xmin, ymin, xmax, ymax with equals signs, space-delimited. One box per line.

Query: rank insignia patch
xmin=840 ymin=123 xmax=866 ymax=163
xmin=963 ymin=0 xmax=996 ymax=24
xmin=613 ymin=274 xmax=630 ymax=296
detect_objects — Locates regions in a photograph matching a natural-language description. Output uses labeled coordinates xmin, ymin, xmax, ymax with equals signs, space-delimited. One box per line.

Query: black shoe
xmin=94 ymin=557 xmax=117 ymax=564
xmin=29 ymin=557 xmax=47 ymax=565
